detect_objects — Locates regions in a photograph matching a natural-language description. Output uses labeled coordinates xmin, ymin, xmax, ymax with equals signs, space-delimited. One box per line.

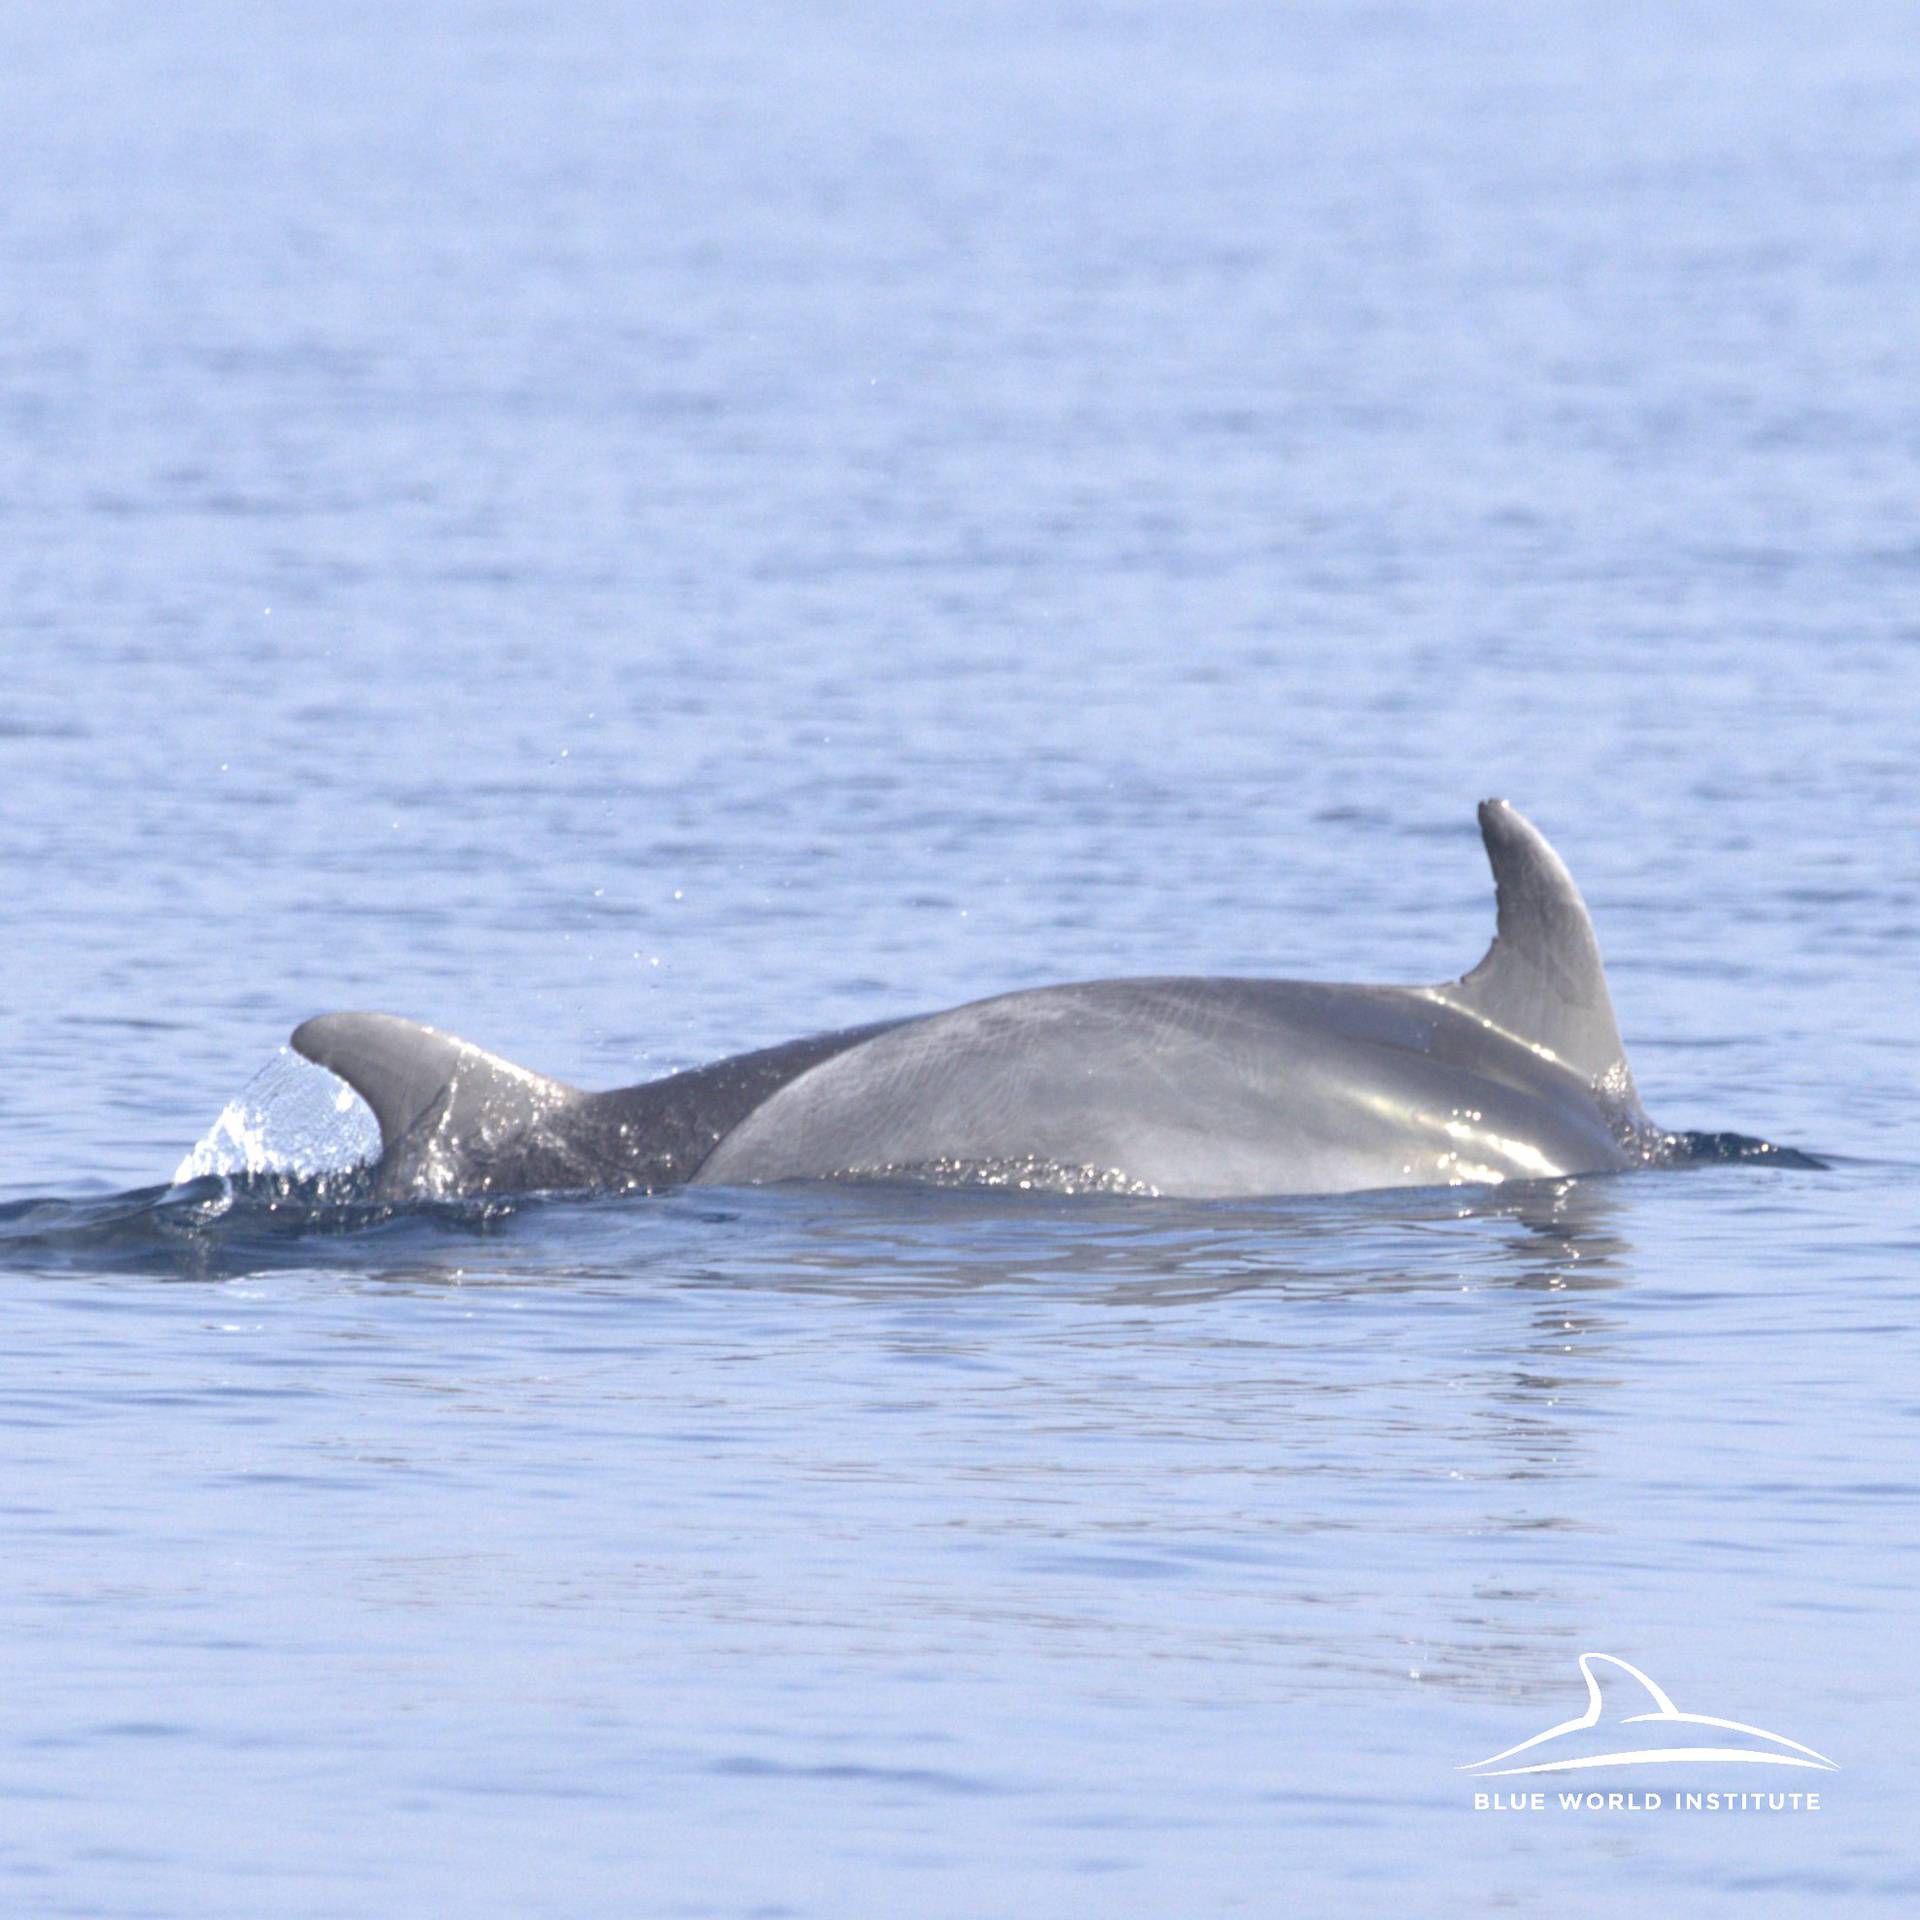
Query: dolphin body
xmin=291 ymin=800 xmax=1669 ymax=1203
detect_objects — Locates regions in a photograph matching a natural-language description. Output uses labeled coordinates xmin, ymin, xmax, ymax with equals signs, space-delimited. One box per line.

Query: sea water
xmin=1 ymin=3 xmax=1916 ymax=1913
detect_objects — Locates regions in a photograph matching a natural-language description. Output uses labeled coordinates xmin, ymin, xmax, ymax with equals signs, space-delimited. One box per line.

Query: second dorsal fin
xmin=291 ymin=1012 xmax=581 ymax=1194
xmin=1430 ymin=800 xmax=1634 ymax=1090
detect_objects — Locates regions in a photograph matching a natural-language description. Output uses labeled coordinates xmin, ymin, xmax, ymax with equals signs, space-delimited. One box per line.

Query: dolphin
xmin=291 ymin=799 xmax=1673 ymax=1203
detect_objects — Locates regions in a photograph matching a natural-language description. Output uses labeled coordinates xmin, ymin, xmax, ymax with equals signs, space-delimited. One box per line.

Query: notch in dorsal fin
xmin=291 ymin=1012 xmax=579 ymax=1195
xmin=1432 ymin=800 xmax=1634 ymax=1091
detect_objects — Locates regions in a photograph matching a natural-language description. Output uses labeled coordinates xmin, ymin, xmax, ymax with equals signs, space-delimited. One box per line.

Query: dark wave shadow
xmin=0 ymin=1164 xmax=1631 ymax=1296
xmin=1665 ymin=1130 xmax=1826 ymax=1170
xmin=0 ymin=1132 xmax=1834 ymax=1295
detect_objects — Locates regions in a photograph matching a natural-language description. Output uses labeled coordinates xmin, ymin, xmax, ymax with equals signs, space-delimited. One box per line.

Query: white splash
xmin=172 ymin=1047 xmax=381 ymax=1185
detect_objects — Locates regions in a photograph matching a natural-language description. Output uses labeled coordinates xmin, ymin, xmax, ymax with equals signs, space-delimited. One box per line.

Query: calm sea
xmin=1 ymin=2 xmax=1915 ymax=1913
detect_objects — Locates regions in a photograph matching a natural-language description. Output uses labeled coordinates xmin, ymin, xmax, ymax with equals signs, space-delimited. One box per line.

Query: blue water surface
xmin=1 ymin=3 xmax=1916 ymax=1914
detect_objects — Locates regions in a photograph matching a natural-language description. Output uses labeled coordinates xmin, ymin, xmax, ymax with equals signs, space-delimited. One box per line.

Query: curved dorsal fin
xmin=291 ymin=1012 xmax=579 ymax=1192
xmin=1431 ymin=800 xmax=1633 ymax=1090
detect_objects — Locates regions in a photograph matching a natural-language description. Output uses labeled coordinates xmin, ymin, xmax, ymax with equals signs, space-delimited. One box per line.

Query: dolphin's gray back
xmin=694 ymin=799 xmax=1651 ymax=1196
xmin=579 ymin=1020 xmax=908 ymax=1189
xmin=693 ymin=977 xmax=1636 ymax=1197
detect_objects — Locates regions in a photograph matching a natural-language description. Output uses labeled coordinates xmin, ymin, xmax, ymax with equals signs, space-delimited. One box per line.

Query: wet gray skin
xmin=292 ymin=800 xmax=1673 ymax=1203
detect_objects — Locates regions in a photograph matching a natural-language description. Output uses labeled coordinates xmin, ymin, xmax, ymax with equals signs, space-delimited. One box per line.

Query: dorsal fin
xmin=1430 ymin=801 xmax=1634 ymax=1090
xmin=291 ymin=1013 xmax=580 ymax=1193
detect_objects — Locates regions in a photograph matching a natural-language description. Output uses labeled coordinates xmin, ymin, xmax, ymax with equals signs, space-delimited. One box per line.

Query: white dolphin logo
xmin=1462 ymin=1653 xmax=1837 ymax=1776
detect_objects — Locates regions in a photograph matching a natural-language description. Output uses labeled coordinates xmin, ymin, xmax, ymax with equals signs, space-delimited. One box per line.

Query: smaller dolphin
xmin=289 ymin=801 xmax=1707 ymax=1202
xmin=1461 ymin=1652 xmax=1837 ymax=1775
